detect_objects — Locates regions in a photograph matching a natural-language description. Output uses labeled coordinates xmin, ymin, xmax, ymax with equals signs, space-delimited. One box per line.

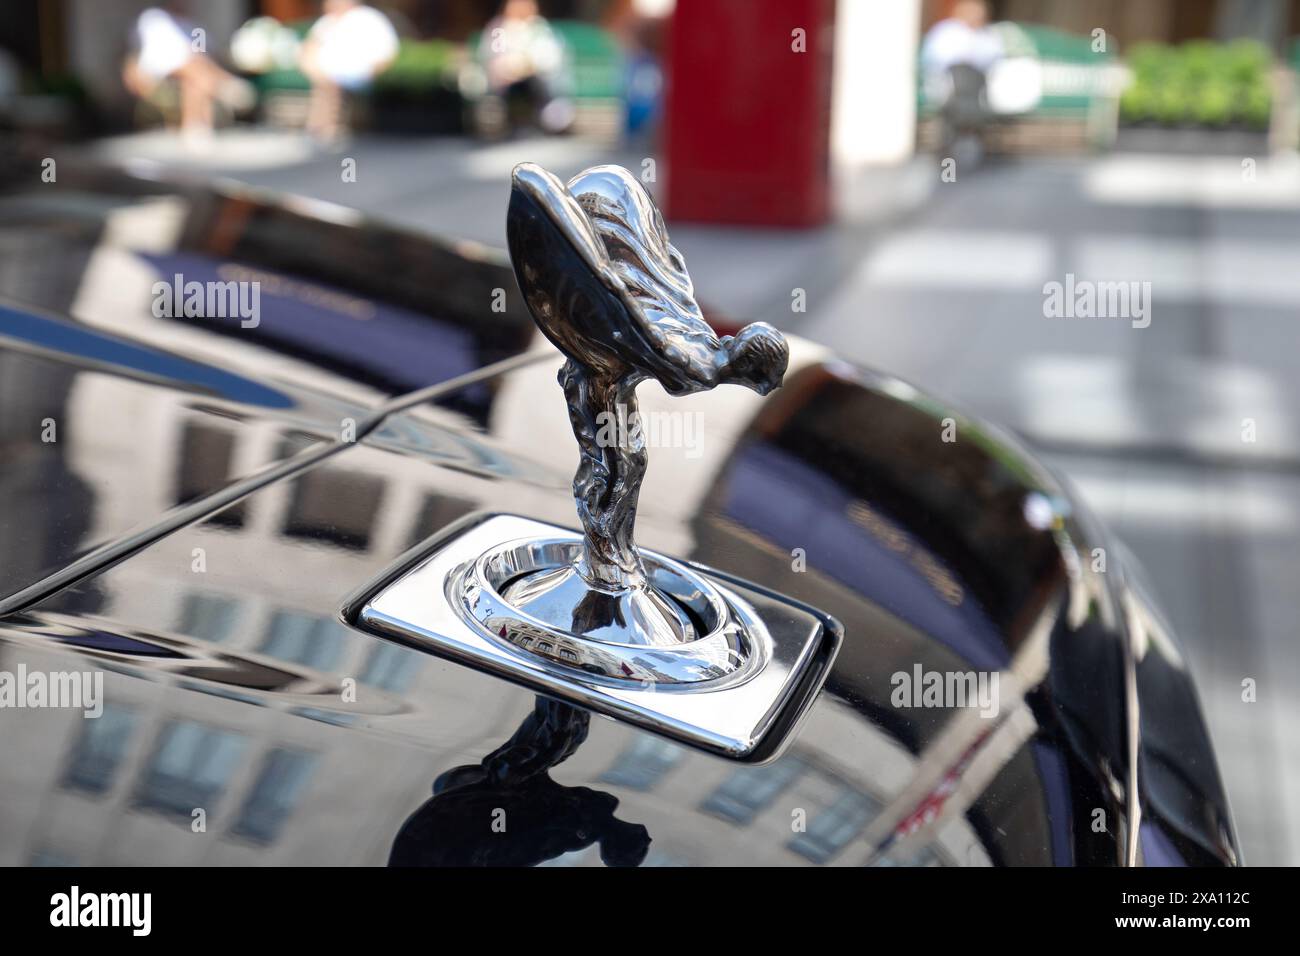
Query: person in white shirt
xmin=921 ymin=0 xmax=1003 ymax=76
xmin=477 ymin=0 xmax=572 ymax=134
xmin=122 ymin=5 xmax=251 ymax=140
xmin=299 ymin=0 xmax=399 ymax=143
xmin=920 ymin=0 xmax=1003 ymax=153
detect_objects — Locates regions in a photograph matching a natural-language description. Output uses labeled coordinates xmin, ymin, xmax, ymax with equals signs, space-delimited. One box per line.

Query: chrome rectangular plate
xmin=347 ymin=514 xmax=841 ymax=760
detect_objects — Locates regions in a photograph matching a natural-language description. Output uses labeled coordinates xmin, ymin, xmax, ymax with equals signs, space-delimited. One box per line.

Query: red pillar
xmin=663 ymin=0 xmax=835 ymax=228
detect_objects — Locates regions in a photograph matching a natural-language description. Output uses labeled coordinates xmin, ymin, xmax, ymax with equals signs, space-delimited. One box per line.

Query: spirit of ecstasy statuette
xmin=509 ymin=163 xmax=788 ymax=595
xmin=491 ymin=162 xmax=789 ymax=671
xmin=352 ymin=163 xmax=836 ymax=757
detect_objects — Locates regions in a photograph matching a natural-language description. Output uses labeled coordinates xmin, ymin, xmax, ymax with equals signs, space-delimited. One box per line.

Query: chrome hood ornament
xmin=502 ymin=163 xmax=788 ymax=655
xmin=350 ymin=164 xmax=835 ymax=759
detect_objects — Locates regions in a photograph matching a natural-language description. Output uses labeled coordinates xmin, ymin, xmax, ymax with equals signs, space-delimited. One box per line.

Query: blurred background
xmin=1 ymin=0 xmax=1298 ymax=864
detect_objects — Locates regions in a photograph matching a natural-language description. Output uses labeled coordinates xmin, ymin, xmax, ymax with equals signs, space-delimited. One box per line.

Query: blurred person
xmin=230 ymin=17 xmax=304 ymax=76
xmin=921 ymin=0 xmax=1003 ymax=76
xmin=477 ymin=0 xmax=572 ymax=135
xmin=122 ymin=4 xmax=253 ymax=143
xmin=299 ymin=0 xmax=399 ymax=144
xmin=604 ymin=3 xmax=665 ymax=141
xmin=920 ymin=0 xmax=1003 ymax=158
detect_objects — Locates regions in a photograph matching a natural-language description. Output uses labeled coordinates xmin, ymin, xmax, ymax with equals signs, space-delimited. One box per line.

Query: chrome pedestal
xmin=353 ymin=515 xmax=838 ymax=759
xmin=456 ymin=534 xmax=758 ymax=686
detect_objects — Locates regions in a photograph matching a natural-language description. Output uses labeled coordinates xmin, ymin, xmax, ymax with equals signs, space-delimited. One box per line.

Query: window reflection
xmin=178 ymin=591 xmax=240 ymax=643
xmin=62 ymin=703 xmax=137 ymax=795
xmin=29 ymin=847 xmax=78 ymax=867
xmin=134 ymin=720 xmax=247 ymax=818
xmin=283 ymin=468 xmax=383 ymax=550
xmin=230 ymin=748 xmax=317 ymax=845
xmin=176 ymin=422 xmax=245 ymax=526
xmin=701 ymin=758 xmax=805 ymax=824
xmin=871 ymin=846 xmax=945 ymax=867
xmin=788 ymin=787 xmax=881 ymax=864
xmin=259 ymin=611 xmax=345 ymax=671
xmin=407 ymin=493 xmax=476 ymax=548
xmin=358 ymin=641 xmax=421 ymax=693
xmin=599 ymin=736 xmax=684 ymax=791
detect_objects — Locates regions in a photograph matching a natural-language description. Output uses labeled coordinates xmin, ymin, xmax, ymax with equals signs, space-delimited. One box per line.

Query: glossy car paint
xmin=0 ymin=169 xmax=1236 ymax=866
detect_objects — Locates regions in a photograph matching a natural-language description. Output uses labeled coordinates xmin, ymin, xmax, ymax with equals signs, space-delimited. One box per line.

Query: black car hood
xmin=0 ymin=169 xmax=1237 ymax=867
xmin=0 ymin=163 xmax=538 ymax=400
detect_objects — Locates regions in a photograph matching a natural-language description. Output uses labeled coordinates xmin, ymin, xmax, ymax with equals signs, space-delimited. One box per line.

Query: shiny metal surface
xmin=505 ymin=162 xmax=787 ymax=593
xmin=353 ymin=514 xmax=833 ymax=756
xmin=493 ymin=163 xmax=794 ymax=686
xmin=469 ymin=535 xmax=731 ymax=654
